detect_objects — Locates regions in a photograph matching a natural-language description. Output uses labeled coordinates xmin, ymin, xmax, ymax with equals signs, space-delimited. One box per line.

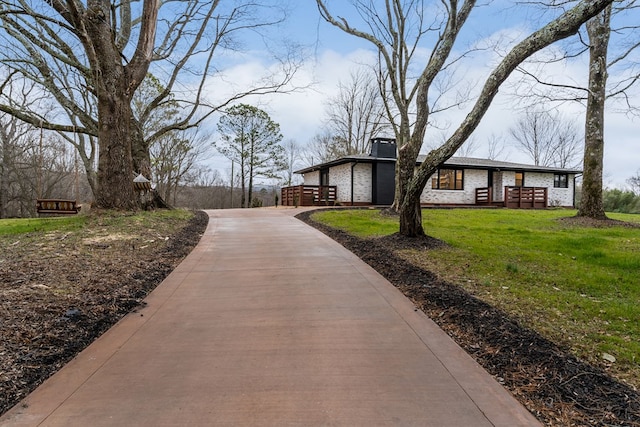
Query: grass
xmin=0 ymin=215 xmax=89 ymax=235
xmin=0 ymin=209 xmax=194 ymax=237
xmin=311 ymin=208 xmax=640 ymax=386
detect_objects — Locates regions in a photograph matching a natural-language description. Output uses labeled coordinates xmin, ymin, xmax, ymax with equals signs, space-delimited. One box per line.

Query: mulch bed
xmin=296 ymin=209 xmax=640 ymax=427
xmin=0 ymin=210 xmax=208 ymax=416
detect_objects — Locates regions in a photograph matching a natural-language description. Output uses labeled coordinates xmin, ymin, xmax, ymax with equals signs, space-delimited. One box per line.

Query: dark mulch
xmin=558 ymin=215 xmax=640 ymax=229
xmin=296 ymin=209 xmax=640 ymax=427
xmin=0 ymin=210 xmax=209 ymax=416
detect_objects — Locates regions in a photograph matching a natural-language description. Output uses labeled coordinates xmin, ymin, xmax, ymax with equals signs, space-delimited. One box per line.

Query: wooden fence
xmin=504 ymin=186 xmax=547 ymax=209
xmin=475 ymin=187 xmax=492 ymax=205
xmin=280 ymin=185 xmax=337 ymax=206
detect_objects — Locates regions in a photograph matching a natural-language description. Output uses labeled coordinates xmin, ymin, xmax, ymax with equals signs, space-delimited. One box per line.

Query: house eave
xmin=427 ymin=156 xmax=582 ymax=175
xmin=294 ymin=156 xmax=396 ymax=175
xmin=297 ymin=155 xmax=582 ymax=175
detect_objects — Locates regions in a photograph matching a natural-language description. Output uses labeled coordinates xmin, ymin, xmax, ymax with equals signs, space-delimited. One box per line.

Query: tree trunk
xmin=248 ymin=154 xmax=254 ymax=208
xmin=240 ymin=174 xmax=246 ymax=208
xmin=578 ymin=7 xmax=610 ymax=220
xmin=83 ymin=2 xmax=137 ymax=210
xmin=131 ymin=117 xmax=151 ymax=179
xmin=83 ymin=0 xmax=158 ymax=210
xmin=394 ymin=136 xmax=425 ymax=236
xmin=83 ymin=161 xmax=98 ymax=201
xmin=0 ymin=139 xmax=6 ymax=219
xmin=95 ymin=86 xmax=137 ymax=209
xmin=132 ymin=121 xmax=170 ymax=210
xmin=248 ymin=174 xmax=253 ymax=208
xmin=399 ymin=197 xmax=424 ymax=237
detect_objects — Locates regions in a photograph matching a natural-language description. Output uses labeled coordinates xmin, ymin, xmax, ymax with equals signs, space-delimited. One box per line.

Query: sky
xmin=202 ymin=0 xmax=639 ymax=190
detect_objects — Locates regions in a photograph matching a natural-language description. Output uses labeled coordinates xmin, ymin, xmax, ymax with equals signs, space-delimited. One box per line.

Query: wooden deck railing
xmin=280 ymin=185 xmax=337 ymax=206
xmin=504 ymin=186 xmax=547 ymax=209
xmin=475 ymin=187 xmax=492 ymax=205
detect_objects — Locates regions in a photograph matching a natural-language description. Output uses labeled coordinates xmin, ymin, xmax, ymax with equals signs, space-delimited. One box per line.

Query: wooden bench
xmin=36 ymin=199 xmax=81 ymax=215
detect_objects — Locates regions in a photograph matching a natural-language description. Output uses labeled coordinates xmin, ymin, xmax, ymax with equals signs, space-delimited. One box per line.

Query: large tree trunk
xmin=84 ymin=2 xmax=136 ymax=209
xmin=394 ymin=133 xmax=426 ymax=236
xmin=131 ymin=118 xmax=151 ymax=179
xmin=95 ymin=83 xmax=137 ymax=209
xmin=399 ymin=197 xmax=424 ymax=237
xmin=130 ymin=116 xmax=170 ymax=209
xmin=80 ymin=155 xmax=98 ymax=201
xmin=80 ymin=0 xmax=158 ymax=210
xmin=0 ymin=138 xmax=6 ymax=219
xmin=578 ymin=7 xmax=610 ymax=220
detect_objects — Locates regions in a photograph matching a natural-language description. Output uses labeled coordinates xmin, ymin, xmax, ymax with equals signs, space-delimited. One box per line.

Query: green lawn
xmin=0 ymin=215 xmax=89 ymax=235
xmin=0 ymin=209 xmax=193 ymax=237
xmin=311 ymin=208 xmax=640 ymax=386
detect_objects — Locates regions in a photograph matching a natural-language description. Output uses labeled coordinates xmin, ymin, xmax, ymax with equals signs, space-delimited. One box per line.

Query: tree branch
xmin=409 ymin=0 xmax=616 ymax=206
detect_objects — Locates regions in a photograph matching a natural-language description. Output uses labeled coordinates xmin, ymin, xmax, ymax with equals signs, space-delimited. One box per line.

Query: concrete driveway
xmin=0 ymin=208 xmax=540 ymax=426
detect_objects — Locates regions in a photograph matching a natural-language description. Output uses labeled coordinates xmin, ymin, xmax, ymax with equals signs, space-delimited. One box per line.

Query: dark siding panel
xmin=372 ymin=162 xmax=395 ymax=205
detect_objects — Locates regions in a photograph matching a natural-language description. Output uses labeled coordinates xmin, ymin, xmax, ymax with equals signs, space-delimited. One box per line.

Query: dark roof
xmin=294 ymin=154 xmax=395 ymax=174
xmin=434 ymin=156 xmax=582 ymax=174
xmin=295 ymin=155 xmax=582 ymax=175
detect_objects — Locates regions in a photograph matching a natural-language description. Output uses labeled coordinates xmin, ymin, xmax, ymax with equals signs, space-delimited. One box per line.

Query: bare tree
xmin=1 ymin=0 xmax=162 ymax=208
xmin=0 ymin=77 xmax=77 ymax=217
xmin=511 ymin=1 xmax=639 ymax=219
xmin=0 ymin=1 xmax=300 ymax=209
xmin=132 ymin=74 xmax=212 ymax=206
xmin=509 ymin=110 xmax=581 ymax=167
xmin=0 ymin=110 xmax=34 ymax=218
xmin=317 ymin=0 xmax=615 ymax=236
xmin=150 ymin=129 xmax=212 ymax=206
xmin=0 ymin=119 xmax=75 ymax=217
xmin=324 ymin=68 xmax=391 ymax=156
xmin=627 ymin=170 xmax=640 ymax=195
xmin=486 ymin=133 xmax=508 ymax=160
xmin=302 ymin=131 xmax=338 ymax=166
xmin=281 ymin=139 xmax=303 ymax=187
xmin=454 ymin=135 xmax=480 ymax=157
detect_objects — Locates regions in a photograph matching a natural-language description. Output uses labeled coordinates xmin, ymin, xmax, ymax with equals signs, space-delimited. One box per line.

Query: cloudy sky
xmin=203 ymin=1 xmax=639 ymax=189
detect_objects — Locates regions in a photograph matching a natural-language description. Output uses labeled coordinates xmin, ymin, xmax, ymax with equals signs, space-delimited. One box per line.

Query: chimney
xmin=370 ymin=138 xmax=397 ymax=159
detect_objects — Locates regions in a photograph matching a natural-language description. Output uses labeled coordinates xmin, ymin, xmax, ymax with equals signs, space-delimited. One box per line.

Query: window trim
xmin=554 ymin=173 xmax=569 ymax=188
xmin=431 ymin=168 xmax=464 ymax=190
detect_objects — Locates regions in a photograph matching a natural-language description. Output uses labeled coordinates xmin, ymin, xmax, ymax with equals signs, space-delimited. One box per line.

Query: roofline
xmin=294 ymin=156 xmax=396 ymax=174
xmin=295 ymin=156 xmax=582 ymax=175
xmin=440 ymin=161 xmax=582 ymax=175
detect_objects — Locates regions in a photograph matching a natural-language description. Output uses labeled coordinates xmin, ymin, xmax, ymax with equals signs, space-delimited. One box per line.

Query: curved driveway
xmin=1 ymin=208 xmax=540 ymax=426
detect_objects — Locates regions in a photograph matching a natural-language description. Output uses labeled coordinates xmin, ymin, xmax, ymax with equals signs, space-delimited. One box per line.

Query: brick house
xmin=281 ymin=138 xmax=581 ymax=208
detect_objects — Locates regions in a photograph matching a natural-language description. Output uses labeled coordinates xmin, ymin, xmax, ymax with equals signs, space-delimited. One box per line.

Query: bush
xmin=603 ymin=189 xmax=640 ymax=214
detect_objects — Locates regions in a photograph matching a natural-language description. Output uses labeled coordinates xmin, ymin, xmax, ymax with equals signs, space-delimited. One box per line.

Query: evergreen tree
xmin=216 ymin=104 xmax=285 ymax=208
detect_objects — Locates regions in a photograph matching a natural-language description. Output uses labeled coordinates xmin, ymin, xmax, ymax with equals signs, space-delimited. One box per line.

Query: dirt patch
xmin=558 ymin=215 xmax=640 ymax=228
xmin=0 ymin=210 xmax=208 ymax=416
xmin=296 ymin=209 xmax=640 ymax=427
